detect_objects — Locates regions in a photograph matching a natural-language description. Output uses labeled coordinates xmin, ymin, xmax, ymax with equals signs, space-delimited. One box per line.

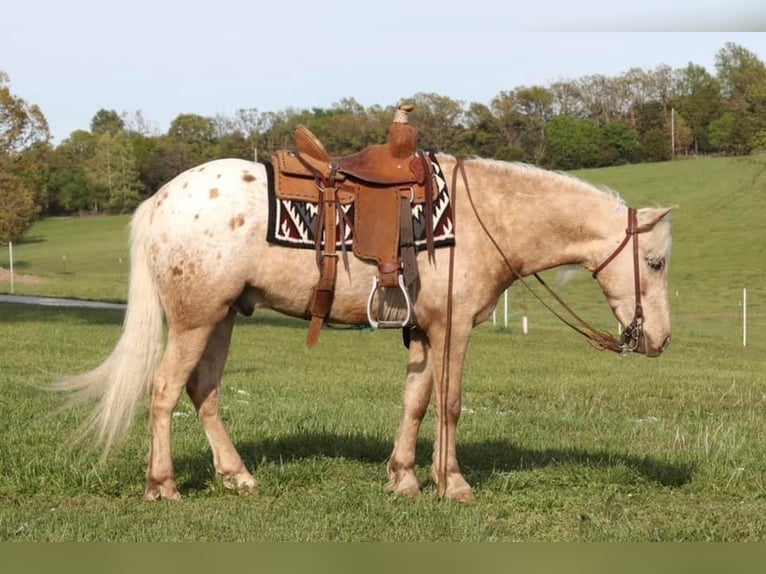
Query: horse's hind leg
xmin=186 ymin=308 xmax=257 ymax=493
xmin=145 ymin=322 xmax=218 ymax=501
xmin=387 ymin=328 xmax=433 ymax=497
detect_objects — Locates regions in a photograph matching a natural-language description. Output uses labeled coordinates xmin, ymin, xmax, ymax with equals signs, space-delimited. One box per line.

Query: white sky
xmin=3 ymin=1 xmax=765 ymax=142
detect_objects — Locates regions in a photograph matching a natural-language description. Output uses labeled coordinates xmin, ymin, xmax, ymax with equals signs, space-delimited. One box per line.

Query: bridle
xmin=591 ymin=206 xmax=645 ymax=353
xmin=455 ymin=161 xmax=650 ymax=355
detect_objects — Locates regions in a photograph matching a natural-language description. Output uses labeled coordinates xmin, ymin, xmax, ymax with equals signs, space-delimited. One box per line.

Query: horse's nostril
xmin=661 ymin=336 xmax=671 ymax=351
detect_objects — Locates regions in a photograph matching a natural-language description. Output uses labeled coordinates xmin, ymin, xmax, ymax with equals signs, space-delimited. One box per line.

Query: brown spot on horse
xmin=209 ymin=188 xmax=219 ymax=199
xmin=228 ymin=214 xmax=245 ymax=230
xmin=242 ymin=172 xmax=256 ymax=183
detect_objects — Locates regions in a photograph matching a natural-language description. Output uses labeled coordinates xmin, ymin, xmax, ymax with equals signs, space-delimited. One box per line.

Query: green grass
xmin=0 ymin=214 xmax=131 ymax=302
xmin=0 ymin=155 xmax=764 ymax=541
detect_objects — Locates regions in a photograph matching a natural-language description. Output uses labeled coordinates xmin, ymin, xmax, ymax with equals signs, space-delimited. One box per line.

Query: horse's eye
xmin=647 ymin=257 xmax=665 ymax=272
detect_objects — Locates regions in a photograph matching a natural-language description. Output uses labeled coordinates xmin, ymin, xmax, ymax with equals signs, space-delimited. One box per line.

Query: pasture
xmin=0 ymin=155 xmax=764 ymax=541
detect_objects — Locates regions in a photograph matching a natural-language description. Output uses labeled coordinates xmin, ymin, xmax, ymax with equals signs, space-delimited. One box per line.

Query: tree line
xmin=2 ymin=41 xmax=766 ymax=242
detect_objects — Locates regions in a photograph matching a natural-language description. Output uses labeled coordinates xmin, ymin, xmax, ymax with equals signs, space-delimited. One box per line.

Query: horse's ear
xmin=637 ymin=205 xmax=677 ymax=232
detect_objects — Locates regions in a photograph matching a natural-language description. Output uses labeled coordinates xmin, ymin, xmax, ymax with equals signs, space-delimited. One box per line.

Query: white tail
xmin=56 ymin=199 xmax=165 ymax=455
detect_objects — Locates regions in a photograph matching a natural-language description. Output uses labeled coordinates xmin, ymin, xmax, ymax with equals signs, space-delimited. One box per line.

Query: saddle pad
xmin=265 ymin=153 xmax=455 ymax=251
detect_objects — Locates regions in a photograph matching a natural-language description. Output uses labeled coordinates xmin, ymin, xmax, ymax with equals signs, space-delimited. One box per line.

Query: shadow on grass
xmin=12 ymin=235 xmax=46 ymax=245
xmin=0 ymin=303 xmax=126 ymax=325
xmin=173 ymin=430 xmax=695 ymax=493
xmin=1 ymin=259 xmax=32 ymax=269
xmin=0 ymin=302 xmax=311 ymax=331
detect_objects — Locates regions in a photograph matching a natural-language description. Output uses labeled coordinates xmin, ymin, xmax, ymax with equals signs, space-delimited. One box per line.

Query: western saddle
xmin=272 ymin=104 xmax=437 ymax=347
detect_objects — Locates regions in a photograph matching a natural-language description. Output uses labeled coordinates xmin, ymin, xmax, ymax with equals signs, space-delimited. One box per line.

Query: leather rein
xmin=453 ymin=160 xmax=648 ymax=355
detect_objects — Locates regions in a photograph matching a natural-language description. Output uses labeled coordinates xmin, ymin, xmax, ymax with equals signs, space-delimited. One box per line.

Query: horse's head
xmin=592 ymin=206 xmax=676 ymax=357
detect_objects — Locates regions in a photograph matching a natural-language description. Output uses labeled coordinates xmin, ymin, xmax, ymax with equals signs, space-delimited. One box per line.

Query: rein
xmin=454 ymin=160 xmax=648 ymax=355
xmin=435 ymin=160 xmax=462 ymax=498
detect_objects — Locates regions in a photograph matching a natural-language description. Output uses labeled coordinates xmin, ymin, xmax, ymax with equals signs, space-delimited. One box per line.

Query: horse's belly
xmin=253 ymin=250 xmax=378 ymax=324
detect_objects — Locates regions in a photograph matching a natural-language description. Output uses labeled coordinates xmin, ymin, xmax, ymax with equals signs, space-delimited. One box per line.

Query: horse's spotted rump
xmin=156 ymin=190 xmax=169 ymax=208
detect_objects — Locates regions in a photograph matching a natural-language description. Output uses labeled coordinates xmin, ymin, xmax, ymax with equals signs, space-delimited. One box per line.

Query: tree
xmin=640 ymin=128 xmax=671 ymax=162
xmin=406 ymin=93 xmax=467 ymax=154
xmin=513 ymin=86 xmax=554 ymax=163
xmin=600 ymin=121 xmax=640 ymax=165
xmin=0 ymin=71 xmax=50 ymax=242
xmin=463 ymin=102 xmax=507 ymax=158
xmin=674 ymin=63 xmax=723 ymax=153
xmin=576 ymin=74 xmax=618 ymax=124
xmin=491 ymin=86 xmax=553 ymax=163
xmin=90 ymin=109 xmax=125 ymax=135
xmin=545 ymin=115 xmax=604 ymax=169
xmin=46 ymin=130 xmax=102 ymax=214
xmin=86 ymin=132 xmax=142 ymax=212
xmin=714 ymin=42 xmax=766 ymax=154
xmin=549 ymin=79 xmax=586 ymax=118
xmin=165 ymin=113 xmax=219 ymax=172
xmin=708 ymin=111 xmax=752 ymax=155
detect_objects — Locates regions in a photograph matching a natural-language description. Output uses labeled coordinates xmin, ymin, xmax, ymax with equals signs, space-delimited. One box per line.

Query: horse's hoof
xmin=445 ymin=485 xmax=474 ymax=502
xmin=386 ymin=472 xmax=421 ymax=498
xmin=432 ymin=470 xmax=474 ymax=502
xmin=144 ymin=481 xmax=182 ymax=501
xmin=222 ymin=472 xmax=259 ymax=494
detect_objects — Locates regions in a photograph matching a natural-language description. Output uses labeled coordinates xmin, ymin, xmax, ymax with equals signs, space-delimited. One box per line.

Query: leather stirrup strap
xmin=306 ymin=180 xmax=338 ymax=348
xmin=423 ymin=153 xmax=436 ymax=262
xmin=399 ymin=195 xmax=417 ymax=288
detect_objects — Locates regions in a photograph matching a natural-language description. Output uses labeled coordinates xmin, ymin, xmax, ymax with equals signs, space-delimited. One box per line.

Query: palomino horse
xmin=58 ymin=154 xmax=674 ymax=501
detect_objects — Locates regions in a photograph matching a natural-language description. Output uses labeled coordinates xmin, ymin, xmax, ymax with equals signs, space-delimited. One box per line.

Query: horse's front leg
xmin=429 ymin=322 xmax=473 ymax=502
xmin=387 ymin=328 xmax=433 ymax=497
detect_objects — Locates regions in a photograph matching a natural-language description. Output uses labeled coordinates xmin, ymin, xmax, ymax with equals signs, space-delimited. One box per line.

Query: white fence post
xmin=503 ymin=289 xmax=509 ymax=329
xmin=8 ymin=241 xmax=13 ymax=294
xmin=743 ymin=288 xmax=747 ymax=347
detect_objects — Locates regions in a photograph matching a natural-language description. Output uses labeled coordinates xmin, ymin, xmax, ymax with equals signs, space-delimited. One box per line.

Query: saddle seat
xmin=294 ymin=113 xmax=423 ymax=186
xmin=271 ymin=104 xmax=437 ymax=347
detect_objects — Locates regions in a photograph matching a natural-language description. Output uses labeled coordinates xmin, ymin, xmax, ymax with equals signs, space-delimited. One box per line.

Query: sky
xmin=3 ymin=1 xmax=766 ymax=143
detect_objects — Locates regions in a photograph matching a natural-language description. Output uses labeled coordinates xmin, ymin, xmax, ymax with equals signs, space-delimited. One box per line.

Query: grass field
xmin=0 ymin=156 xmax=764 ymax=541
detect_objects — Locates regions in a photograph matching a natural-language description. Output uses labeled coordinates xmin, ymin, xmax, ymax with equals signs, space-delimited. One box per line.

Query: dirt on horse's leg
xmin=186 ymin=309 xmax=257 ymax=493
xmin=144 ymin=325 xmax=214 ymax=501
xmin=387 ymin=329 xmax=433 ymax=497
xmin=429 ymin=325 xmax=473 ymax=502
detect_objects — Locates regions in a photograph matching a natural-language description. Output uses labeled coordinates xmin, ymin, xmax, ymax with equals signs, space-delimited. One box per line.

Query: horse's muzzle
xmin=644 ymin=335 xmax=671 ymax=358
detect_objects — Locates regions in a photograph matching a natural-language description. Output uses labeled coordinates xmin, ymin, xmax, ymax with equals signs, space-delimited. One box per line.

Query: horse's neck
xmin=516 ymin=178 xmax=623 ymax=274
xmin=458 ymin=160 xmax=623 ymax=276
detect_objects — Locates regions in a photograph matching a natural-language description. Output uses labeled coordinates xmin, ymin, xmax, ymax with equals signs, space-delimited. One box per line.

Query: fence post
xmin=743 ymin=287 xmax=747 ymax=347
xmin=503 ymin=289 xmax=509 ymax=329
xmin=8 ymin=241 xmax=13 ymax=295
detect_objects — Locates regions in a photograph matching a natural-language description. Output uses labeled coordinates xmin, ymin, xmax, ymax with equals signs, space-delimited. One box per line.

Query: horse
xmin=56 ymin=154 xmax=674 ymax=501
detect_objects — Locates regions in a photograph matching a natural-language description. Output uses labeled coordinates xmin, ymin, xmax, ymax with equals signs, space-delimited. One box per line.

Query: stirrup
xmin=366 ymin=274 xmax=413 ymax=329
